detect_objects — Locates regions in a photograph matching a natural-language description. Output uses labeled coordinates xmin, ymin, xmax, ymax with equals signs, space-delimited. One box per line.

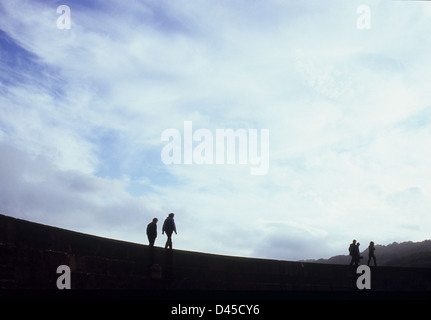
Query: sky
xmin=1 ymin=0 xmax=431 ymax=261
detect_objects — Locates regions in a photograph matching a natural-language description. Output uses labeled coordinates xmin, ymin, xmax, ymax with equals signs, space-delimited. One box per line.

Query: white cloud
xmin=0 ymin=142 xmax=160 ymax=240
xmin=1 ymin=0 xmax=431 ymax=260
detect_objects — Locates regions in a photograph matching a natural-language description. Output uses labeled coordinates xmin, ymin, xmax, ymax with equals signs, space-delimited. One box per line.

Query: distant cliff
xmin=304 ymin=240 xmax=431 ymax=268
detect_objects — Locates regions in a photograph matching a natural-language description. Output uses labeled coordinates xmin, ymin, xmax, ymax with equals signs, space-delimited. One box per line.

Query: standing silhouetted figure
xmin=367 ymin=241 xmax=377 ymax=266
xmin=162 ymin=213 xmax=177 ymax=249
xmin=356 ymin=242 xmax=362 ymax=265
xmin=349 ymin=240 xmax=359 ymax=266
xmin=146 ymin=218 xmax=158 ymax=247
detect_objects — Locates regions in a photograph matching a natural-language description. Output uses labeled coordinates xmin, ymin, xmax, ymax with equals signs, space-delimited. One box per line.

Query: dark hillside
xmin=307 ymin=240 xmax=431 ymax=268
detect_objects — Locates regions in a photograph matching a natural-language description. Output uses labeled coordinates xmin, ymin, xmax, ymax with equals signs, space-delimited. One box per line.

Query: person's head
xmin=357 ymin=242 xmax=360 ymax=246
xmin=169 ymin=212 xmax=175 ymax=218
xmin=353 ymin=239 xmax=356 ymax=244
xmin=370 ymin=241 xmax=374 ymax=246
xmin=153 ymin=218 xmax=158 ymax=223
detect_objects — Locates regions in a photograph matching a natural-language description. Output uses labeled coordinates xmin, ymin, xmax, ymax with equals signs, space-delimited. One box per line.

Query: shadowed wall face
xmin=0 ymin=214 xmax=430 ymax=292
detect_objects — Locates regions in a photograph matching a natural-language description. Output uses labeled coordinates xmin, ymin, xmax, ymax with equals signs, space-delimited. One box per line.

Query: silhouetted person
xmin=356 ymin=242 xmax=362 ymax=265
xmin=162 ymin=213 xmax=177 ymax=249
xmin=146 ymin=218 xmax=158 ymax=247
xmin=367 ymin=241 xmax=377 ymax=266
xmin=349 ymin=240 xmax=358 ymax=266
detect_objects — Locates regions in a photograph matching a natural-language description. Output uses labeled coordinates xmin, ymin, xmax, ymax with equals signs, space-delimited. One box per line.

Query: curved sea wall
xmin=0 ymin=214 xmax=430 ymax=298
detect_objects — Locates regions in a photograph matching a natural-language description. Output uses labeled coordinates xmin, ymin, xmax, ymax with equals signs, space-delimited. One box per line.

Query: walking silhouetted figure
xmin=367 ymin=241 xmax=377 ymax=266
xmin=162 ymin=213 xmax=177 ymax=249
xmin=146 ymin=218 xmax=158 ymax=247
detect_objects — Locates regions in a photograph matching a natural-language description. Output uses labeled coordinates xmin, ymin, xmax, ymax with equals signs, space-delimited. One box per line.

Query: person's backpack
xmin=163 ymin=217 xmax=172 ymax=233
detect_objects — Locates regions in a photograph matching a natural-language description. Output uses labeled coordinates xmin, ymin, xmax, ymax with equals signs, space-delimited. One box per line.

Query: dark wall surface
xmin=1 ymin=214 xmax=430 ymax=300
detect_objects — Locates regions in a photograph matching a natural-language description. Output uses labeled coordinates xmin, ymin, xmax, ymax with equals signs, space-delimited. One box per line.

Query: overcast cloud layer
xmin=1 ymin=0 xmax=431 ymax=260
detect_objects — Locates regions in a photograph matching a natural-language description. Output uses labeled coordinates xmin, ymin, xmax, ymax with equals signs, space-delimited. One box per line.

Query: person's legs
xmin=165 ymin=233 xmax=172 ymax=249
xmin=354 ymin=256 xmax=359 ymax=266
xmin=148 ymin=236 xmax=155 ymax=247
